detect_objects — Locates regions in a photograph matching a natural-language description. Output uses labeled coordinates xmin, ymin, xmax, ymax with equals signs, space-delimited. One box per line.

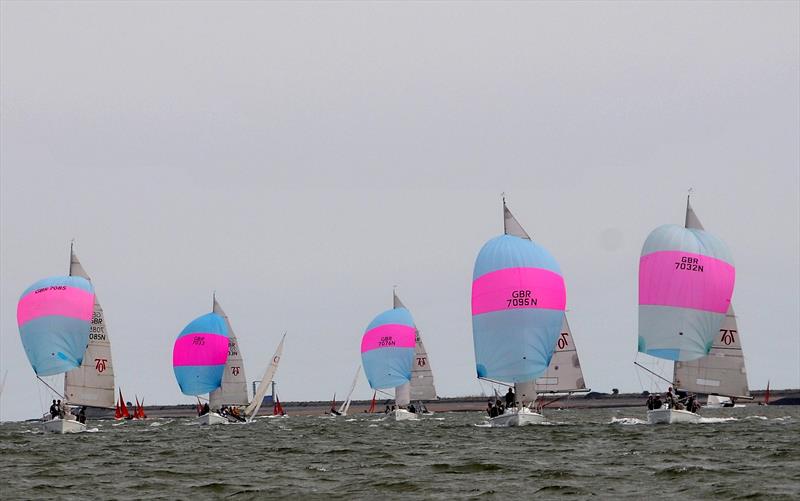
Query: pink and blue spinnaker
xmin=471 ymin=203 xmax=567 ymax=383
xmin=361 ymin=307 xmax=416 ymax=390
xmin=638 ymin=204 xmax=735 ymax=362
xmin=173 ymin=312 xmax=230 ymax=395
xmin=17 ymin=276 xmax=95 ymax=376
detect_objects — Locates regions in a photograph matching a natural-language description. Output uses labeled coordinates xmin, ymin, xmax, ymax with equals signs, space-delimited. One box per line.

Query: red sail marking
xmin=368 ymin=391 xmax=376 ymax=413
xmin=273 ymin=395 xmax=285 ymax=416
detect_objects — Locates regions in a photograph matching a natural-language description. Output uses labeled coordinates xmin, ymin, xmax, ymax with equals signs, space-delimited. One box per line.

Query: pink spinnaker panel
xmin=639 ymin=251 xmax=734 ymax=313
xmin=17 ymin=286 xmax=95 ymax=326
xmin=472 ymin=267 xmax=566 ymax=315
xmin=173 ymin=333 xmax=230 ymax=366
xmin=360 ymin=325 xmax=416 ymax=353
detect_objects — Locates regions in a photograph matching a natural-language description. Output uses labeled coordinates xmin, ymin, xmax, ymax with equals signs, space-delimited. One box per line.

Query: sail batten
xmin=209 ymin=298 xmax=249 ymax=408
xmin=64 ymin=249 xmax=115 ymax=408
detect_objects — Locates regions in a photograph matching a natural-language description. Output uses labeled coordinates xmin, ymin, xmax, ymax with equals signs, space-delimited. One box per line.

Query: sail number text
xmin=192 ymin=336 xmax=205 ymax=345
xmin=506 ymin=290 xmax=537 ymax=308
xmin=378 ymin=336 xmax=396 ymax=347
xmin=675 ymin=256 xmax=704 ymax=272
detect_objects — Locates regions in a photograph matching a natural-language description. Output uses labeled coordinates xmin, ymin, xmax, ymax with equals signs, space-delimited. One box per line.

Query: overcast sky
xmin=1 ymin=1 xmax=798 ymax=422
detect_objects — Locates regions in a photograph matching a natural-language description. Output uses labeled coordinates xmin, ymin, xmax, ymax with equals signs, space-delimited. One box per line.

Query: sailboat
xmin=115 ymin=388 xmax=131 ymax=420
xmin=243 ymin=333 xmax=286 ymax=422
xmin=208 ymin=296 xmax=250 ymax=418
xmin=332 ymin=365 xmax=361 ymax=417
xmin=637 ymin=196 xmax=736 ymax=424
xmin=471 ymin=199 xmax=567 ymax=427
xmin=173 ymin=310 xmax=231 ymax=425
xmin=361 ymin=293 xmax=418 ymax=421
xmin=17 ymin=274 xmax=96 ymax=433
xmin=64 ymin=247 xmax=116 ymax=413
xmin=173 ymin=299 xmax=286 ymax=425
xmin=394 ymin=293 xmax=437 ymax=412
xmin=534 ymin=315 xmax=589 ymax=400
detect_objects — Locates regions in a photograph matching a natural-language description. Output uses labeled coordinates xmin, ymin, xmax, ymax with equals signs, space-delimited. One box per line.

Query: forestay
xmin=64 ymin=249 xmax=115 ymax=408
xmin=393 ymin=292 xmax=437 ymax=401
xmin=674 ymin=305 xmax=749 ymax=398
xmin=535 ymin=315 xmax=587 ymax=393
xmin=172 ymin=312 xmax=229 ymax=396
xmin=18 ymin=276 xmax=95 ymax=377
xmin=638 ymin=198 xmax=735 ymax=362
xmin=361 ymin=306 xmax=415 ymax=390
xmin=471 ymin=200 xmax=567 ymax=384
xmin=209 ymin=297 xmax=249 ymax=408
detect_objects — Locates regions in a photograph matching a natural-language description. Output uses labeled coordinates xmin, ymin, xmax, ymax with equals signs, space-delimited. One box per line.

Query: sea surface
xmin=0 ymin=406 xmax=798 ymax=500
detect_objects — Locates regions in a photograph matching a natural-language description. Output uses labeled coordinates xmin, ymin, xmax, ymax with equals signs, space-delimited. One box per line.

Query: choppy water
xmin=1 ymin=406 xmax=798 ymax=499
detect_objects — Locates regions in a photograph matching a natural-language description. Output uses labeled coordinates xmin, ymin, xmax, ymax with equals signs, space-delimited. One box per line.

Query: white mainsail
xmin=209 ymin=297 xmax=249 ymax=408
xmin=535 ymin=315 xmax=587 ymax=393
xmin=393 ymin=292 xmax=437 ymax=401
xmin=514 ymin=381 xmax=537 ymax=405
xmin=64 ymin=247 xmax=115 ymax=408
xmin=395 ymin=381 xmax=411 ymax=407
xmin=504 ymin=198 xmax=531 ymax=240
xmin=244 ymin=334 xmax=286 ymax=420
xmin=673 ymin=305 xmax=750 ymax=398
xmin=338 ymin=365 xmax=361 ymax=416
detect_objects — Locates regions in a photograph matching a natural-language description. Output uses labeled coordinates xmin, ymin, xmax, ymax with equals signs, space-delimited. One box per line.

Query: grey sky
xmin=1 ymin=1 xmax=798 ymax=421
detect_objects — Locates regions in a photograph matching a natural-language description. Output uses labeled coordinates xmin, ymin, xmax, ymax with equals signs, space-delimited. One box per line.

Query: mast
xmin=394 ymin=290 xmax=437 ymax=401
xmin=64 ymin=246 xmax=115 ymax=408
xmin=209 ymin=295 xmax=249 ymax=408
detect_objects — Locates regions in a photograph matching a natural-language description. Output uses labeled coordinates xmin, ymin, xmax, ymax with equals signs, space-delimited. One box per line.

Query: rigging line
xmin=633 ymin=362 xmax=674 ymax=386
xmin=478 ymin=377 xmax=514 ymax=388
xmin=37 ymin=376 xmax=65 ymax=400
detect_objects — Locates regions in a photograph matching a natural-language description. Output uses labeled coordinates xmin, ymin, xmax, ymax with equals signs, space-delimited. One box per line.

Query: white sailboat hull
xmin=489 ymin=407 xmax=544 ymax=427
xmin=647 ymin=408 xmax=701 ymax=424
xmin=392 ymin=409 xmax=419 ymax=421
xmin=197 ymin=412 xmax=227 ymax=426
xmin=42 ymin=417 xmax=86 ymax=434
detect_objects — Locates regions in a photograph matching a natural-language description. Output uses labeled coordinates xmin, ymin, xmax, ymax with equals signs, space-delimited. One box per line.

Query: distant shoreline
xmin=64 ymin=388 xmax=798 ymax=421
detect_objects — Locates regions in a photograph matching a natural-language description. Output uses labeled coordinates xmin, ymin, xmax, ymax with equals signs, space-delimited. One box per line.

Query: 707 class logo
xmin=95 ymin=358 xmax=108 ymax=372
